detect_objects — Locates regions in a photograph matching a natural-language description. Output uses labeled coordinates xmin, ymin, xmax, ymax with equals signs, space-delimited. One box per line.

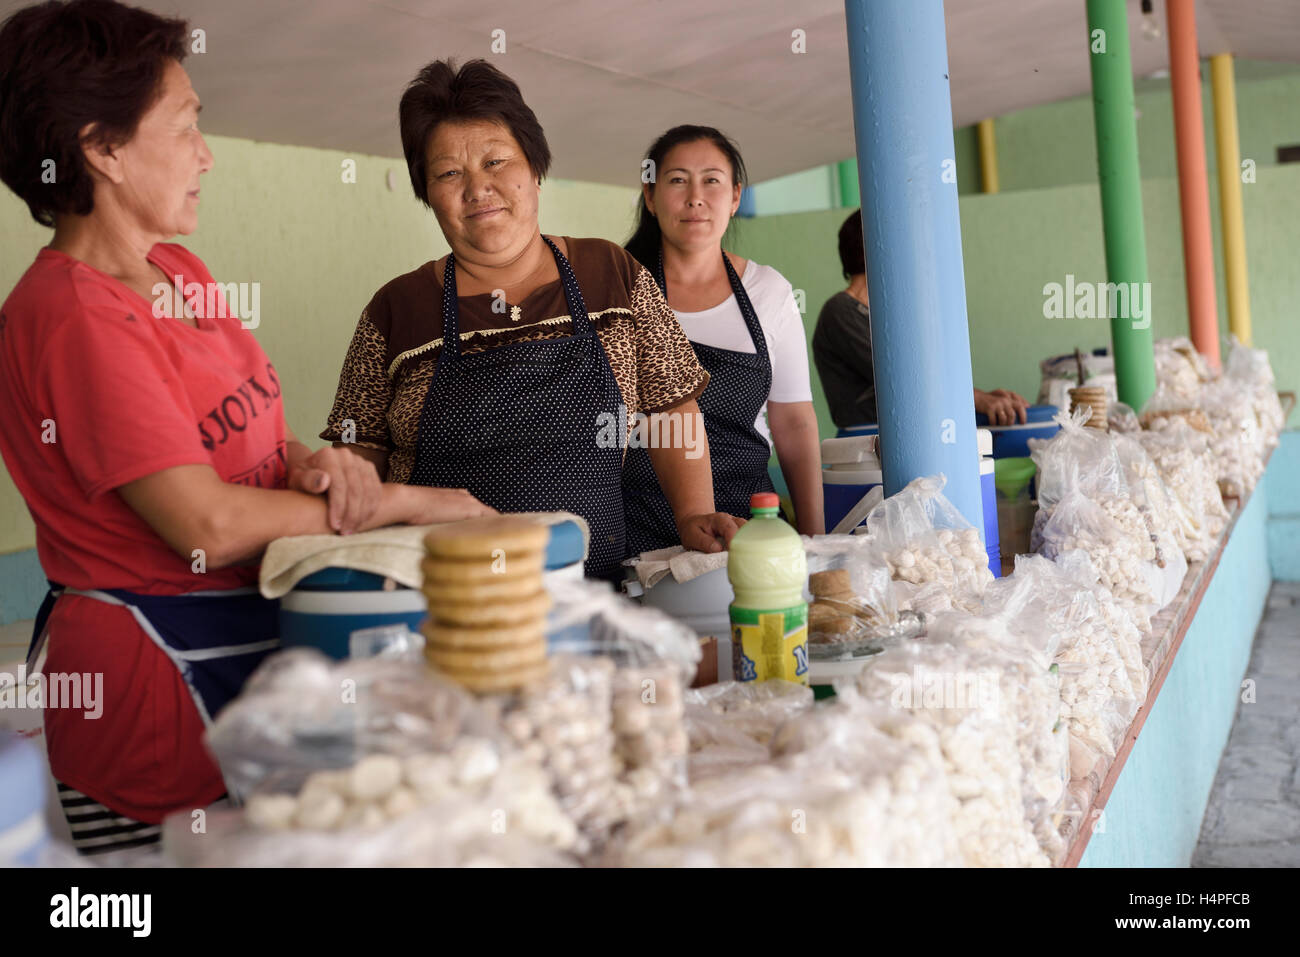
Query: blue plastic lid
xmin=975 ymin=404 xmax=1059 ymax=428
xmin=0 ymin=733 xmax=48 ymax=830
xmin=297 ymin=567 xmax=393 ymax=591
xmin=544 ymin=519 xmax=586 ymax=570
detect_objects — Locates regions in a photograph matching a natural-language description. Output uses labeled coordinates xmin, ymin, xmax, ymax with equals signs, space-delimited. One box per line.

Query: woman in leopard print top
xmin=322 ymin=58 xmax=744 ymax=570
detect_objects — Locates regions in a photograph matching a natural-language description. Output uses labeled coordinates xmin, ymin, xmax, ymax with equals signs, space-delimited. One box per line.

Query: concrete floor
xmin=1193 ymin=580 xmax=1300 ymax=867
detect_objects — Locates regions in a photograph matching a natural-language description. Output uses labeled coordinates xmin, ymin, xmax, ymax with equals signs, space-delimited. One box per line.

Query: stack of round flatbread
xmin=420 ymin=516 xmax=553 ymax=693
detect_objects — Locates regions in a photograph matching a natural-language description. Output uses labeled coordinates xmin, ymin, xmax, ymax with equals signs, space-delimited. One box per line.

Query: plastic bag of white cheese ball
xmin=1112 ymin=432 xmax=1188 ymax=607
xmin=607 ymin=698 xmax=958 ymax=867
xmin=841 ymin=642 xmax=1048 ymax=867
xmin=1005 ymin=555 xmax=1142 ymax=783
xmin=1224 ymin=337 xmax=1284 ymax=451
xmin=205 ymin=647 xmax=497 ymax=799
xmin=188 ymin=649 xmax=579 ymax=865
xmin=1032 ymin=486 xmax=1162 ymax=632
xmin=683 ymin=680 xmax=814 ymax=779
xmin=922 ymin=605 xmax=1070 ymax=863
xmin=1198 ymin=377 xmax=1265 ymax=499
xmin=164 ymin=750 xmax=579 ymax=867
xmin=1135 ymin=420 xmax=1229 ymax=562
xmin=1029 ymin=407 xmax=1128 ymax=510
xmin=1153 ymin=337 xmax=1214 ymax=402
xmin=863 ymin=474 xmax=994 ymax=613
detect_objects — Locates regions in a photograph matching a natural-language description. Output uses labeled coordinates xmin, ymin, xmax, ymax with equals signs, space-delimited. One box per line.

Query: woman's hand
xmin=287 ymin=445 xmax=383 ymax=535
xmin=677 ymin=512 xmax=746 ymax=553
xmin=974 ymin=388 xmax=1029 ymax=426
xmin=399 ymin=485 xmax=498 ymax=525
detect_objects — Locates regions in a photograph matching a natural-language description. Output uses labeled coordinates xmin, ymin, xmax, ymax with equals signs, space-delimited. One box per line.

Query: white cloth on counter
xmin=625 ymin=545 xmax=729 ymax=589
xmin=258 ymin=512 xmax=589 ymax=599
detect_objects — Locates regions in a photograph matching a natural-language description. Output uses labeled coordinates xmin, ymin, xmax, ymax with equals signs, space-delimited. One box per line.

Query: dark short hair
xmin=624 ymin=125 xmax=747 ymax=271
xmin=838 ymin=208 xmax=866 ymax=279
xmin=0 ymin=0 xmax=189 ymax=227
xmin=399 ymin=58 xmax=551 ymax=208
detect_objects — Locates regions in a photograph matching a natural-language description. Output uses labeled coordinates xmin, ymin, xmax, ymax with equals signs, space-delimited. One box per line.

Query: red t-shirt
xmin=0 ymin=243 xmax=288 ymax=822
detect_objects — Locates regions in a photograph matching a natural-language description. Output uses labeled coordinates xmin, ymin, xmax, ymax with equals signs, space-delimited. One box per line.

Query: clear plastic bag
xmin=1136 ymin=419 xmax=1229 ymax=562
xmin=609 ymin=660 xmax=688 ymax=817
xmin=1107 ymin=401 xmax=1141 ymax=434
xmin=1153 ymin=336 xmax=1213 ymax=402
xmin=495 ymin=655 xmax=620 ymax=852
xmin=164 ymin=765 xmax=578 ymax=867
xmin=1029 ymin=407 xmax=1128 ymax=510
xmin=1224 ymin=338 xmax=1285 ymax=450
xmin=608 ymin=694 xmax=960 ymax=867
xmin=1032 ymin=487 xmax=1162 ymax=630
xmin=838 ymin=643 xmax=1048 ymax=867
xmin=862 ymin=474 xmax=994 ymax=614
xmin=545 ymin=575 xmax=701 ymax=675
xmin=1198 ymin=376 xmax=1264 ymax=499
xmin=1001 ymin=555 xmax=1142 ymax=785
xmin=683 ymin=680 xmax=814 ymax=779
xmin=205 ymin=647 xmax=496 ymax=799
xmin=802 ymin=536 xmax=909 ymax=651
xmin=922 ymin=572 xmax=1075 ymax=862
xmin=1113 ymin=432 xmax=1189 ymax=605
xmin=189 ymin=648 xmax=580 ymax=866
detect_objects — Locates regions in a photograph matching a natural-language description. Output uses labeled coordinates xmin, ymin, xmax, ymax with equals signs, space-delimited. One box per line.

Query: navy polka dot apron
xmin=409 ymin=237 xmax=626 ymax=581
xmin=622 ymin=250 xmax=776 ymax=557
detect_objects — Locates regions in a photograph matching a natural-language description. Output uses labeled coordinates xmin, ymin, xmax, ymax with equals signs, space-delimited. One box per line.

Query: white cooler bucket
xmin=623 ymin=565 xmax=733 ymax=638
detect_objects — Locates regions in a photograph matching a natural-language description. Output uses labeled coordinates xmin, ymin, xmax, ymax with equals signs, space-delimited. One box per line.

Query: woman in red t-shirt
xmin=0 ymin=0 xmax=492 ymax=855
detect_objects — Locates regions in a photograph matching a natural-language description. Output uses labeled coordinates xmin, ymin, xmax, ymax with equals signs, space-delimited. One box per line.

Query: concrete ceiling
xmin=5 ymin=0 xmax=1298 ymax=185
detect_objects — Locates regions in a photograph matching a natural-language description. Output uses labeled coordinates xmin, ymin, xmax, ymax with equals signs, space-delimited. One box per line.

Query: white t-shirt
xmin=671 ymin=260 xmax=813 ymax=449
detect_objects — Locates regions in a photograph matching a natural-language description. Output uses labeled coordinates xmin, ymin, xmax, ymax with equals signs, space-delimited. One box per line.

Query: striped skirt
xmin=55 ymin=782 xmax=162 ymax=856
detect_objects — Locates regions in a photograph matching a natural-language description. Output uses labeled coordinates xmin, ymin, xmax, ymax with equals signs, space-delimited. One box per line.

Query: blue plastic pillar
xmin=843 ymin=0 xmax=983 ymax=532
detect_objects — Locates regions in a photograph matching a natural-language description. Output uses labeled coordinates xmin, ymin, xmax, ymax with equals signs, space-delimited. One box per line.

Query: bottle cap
xmin=750 ymin=492 xmax=780 ymax=511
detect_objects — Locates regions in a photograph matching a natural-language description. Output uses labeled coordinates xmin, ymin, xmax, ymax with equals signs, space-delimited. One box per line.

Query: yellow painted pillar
xmin=977 ymin=118 xmax=1000 ymax=194
xmin=1210 ymin=53 xmax=1252 ymax=345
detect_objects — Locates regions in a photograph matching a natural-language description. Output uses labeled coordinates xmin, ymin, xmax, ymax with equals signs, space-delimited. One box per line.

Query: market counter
xmin=1068 ymin=426 xmax=1294 ymax=867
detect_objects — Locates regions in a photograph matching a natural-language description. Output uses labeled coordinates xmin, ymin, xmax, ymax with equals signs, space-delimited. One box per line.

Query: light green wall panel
xmin=951 ymin=69 xmax=1300 ymax=193
xmin=751 ymin=165 xmax=838 ymax=216
xmin=750 ymin=64 xmax=1300 ymax=213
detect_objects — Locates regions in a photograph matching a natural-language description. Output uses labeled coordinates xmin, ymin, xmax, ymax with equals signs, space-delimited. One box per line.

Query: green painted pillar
xmin=837 ymin=159 xmax=860 ymax=208
xmin=1086 ymin=0 xmax=1156 ymax=410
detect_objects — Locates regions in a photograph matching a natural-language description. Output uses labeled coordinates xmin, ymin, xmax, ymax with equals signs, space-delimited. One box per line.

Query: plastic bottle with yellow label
xmin=727 ymin=492 xmax=808 ymax=685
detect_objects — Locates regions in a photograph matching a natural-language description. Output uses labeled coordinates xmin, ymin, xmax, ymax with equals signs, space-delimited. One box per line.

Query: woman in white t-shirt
xmin=622 ymin=125 xmax=823 ymax=555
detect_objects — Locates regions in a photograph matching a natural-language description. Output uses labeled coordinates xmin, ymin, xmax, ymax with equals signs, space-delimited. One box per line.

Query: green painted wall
xmin=992 ymin=68 xmax=1300 ymax=192
xmin=751 ymin=165 xmax=838 ymax=215
xmin=752 ymin=63 xmax=1300 ymax=210
xmin=729 ymin=164 xmax=1300 ymax=445
xmin=0 ymin=133 xmax=638 ymax=554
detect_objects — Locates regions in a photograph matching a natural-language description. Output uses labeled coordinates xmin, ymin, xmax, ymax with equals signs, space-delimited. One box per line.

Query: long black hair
xmin=624 ymin=125 xmax=748 ymax=271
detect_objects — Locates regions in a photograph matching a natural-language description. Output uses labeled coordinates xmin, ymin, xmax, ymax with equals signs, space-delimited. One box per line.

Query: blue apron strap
xmin=26 ymin=580 xmax=63 ymax=671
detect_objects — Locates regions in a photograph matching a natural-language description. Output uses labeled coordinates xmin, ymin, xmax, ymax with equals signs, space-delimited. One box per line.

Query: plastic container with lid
xmin=975 ymin=404 xmax=1062 ymax=459
xmin=727 ymin=492 xmax=809 ymax=685
xmin=821 ymin=435 xmax=883 ymax=534
xmin=278 ymin=518 xmax=588 ymax=659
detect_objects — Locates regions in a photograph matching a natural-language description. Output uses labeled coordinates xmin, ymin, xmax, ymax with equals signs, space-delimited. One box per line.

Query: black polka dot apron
xmin=622 ymin=250 xmax=776 ymax=557
xmin=409 ymin=237 xmax=626 ymax=581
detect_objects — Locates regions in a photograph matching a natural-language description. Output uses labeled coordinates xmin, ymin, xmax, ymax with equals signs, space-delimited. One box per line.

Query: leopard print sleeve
xmin=319 ymin=308 xmax=394 ymax=450
xmin=629 ymin=265 xmax=710 ymax=414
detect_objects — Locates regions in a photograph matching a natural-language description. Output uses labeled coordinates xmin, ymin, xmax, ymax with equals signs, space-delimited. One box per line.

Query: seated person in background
xmin=813 ymin=210 xmax=1029 ymax=429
